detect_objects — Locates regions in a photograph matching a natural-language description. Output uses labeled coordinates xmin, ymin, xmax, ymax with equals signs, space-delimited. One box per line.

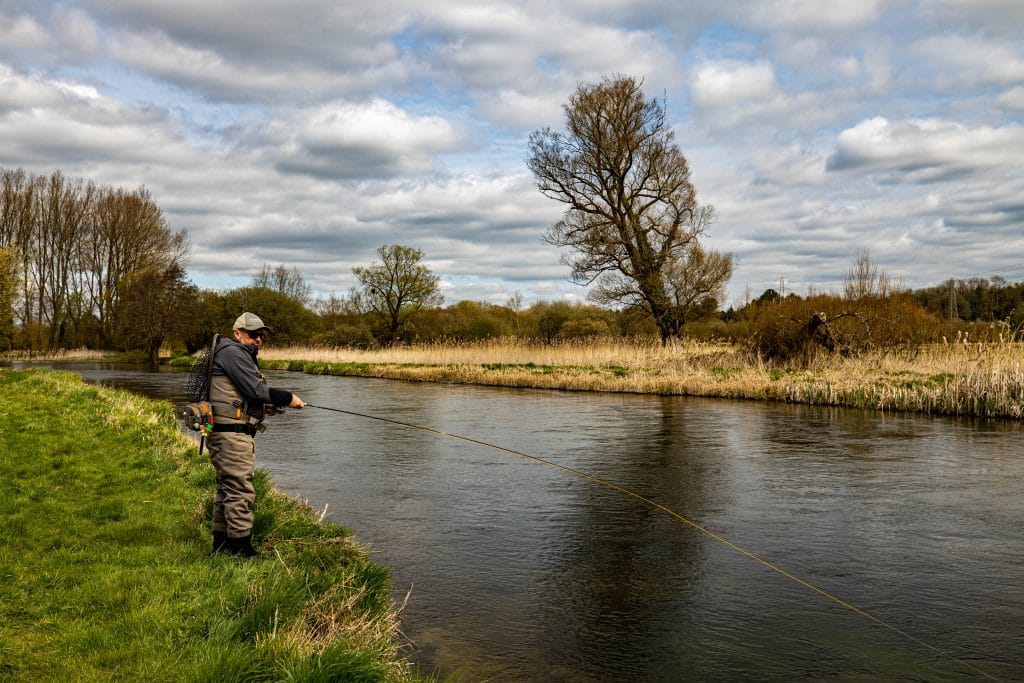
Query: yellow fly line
xmin=305 ymin=403 xmax=1000 ymax=682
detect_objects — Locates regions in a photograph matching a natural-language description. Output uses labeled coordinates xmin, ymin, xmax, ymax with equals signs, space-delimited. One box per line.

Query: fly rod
xmin=304 ymin=402 xmax=1000 ymax=682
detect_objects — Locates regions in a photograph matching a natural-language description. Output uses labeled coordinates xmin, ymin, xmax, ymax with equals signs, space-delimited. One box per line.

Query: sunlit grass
xmin=258 ymin=338 xmax=1024 ymax=419
xmin=0 ymin=368 xmax=420 ymax=681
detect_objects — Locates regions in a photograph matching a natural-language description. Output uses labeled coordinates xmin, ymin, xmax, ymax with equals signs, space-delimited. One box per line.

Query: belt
xmin=211 ymin=424 xmax=258 ymax=436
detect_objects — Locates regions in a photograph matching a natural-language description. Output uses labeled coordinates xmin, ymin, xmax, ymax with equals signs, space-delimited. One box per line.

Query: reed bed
xmin=257 ymin=339 xmax=1024 ymax=420
xmin=0 ymin=348 xmax=112 ymax=361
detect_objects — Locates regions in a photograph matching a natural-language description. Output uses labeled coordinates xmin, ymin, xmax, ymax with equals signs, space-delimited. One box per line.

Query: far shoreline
xmin=246 ymin=339 xmax=1024 ymax=421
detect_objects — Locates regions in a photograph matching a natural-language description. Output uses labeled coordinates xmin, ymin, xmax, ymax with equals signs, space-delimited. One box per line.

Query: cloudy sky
xmin=2 ymin=1 xmax=1023 ymax=307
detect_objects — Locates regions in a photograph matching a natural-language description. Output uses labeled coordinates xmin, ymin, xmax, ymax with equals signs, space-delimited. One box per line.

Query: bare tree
xmin=844 ymin=248 xmax=893 ymax=301
xmin=662 ymin=244 xmax=735 ymax=332
xmin=528 ymin=74 xmax=728 ymax=344
xmin=252 ymin=263 xmax=312 ymax=306
xmin=505 ymin=290 xmax=525 ymax=336
xmin=35 ymin=171 xmax=95 ymax=349
xmin=352 ymin=244 xmax=443 ymax=346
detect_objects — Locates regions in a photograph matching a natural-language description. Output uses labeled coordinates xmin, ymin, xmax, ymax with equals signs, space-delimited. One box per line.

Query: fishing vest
xmin=209 ymin=374 xmax=266 ymax=426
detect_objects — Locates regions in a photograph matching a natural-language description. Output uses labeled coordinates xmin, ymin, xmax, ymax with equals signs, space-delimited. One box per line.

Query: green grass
xmin=0 ymin=368 xmax=419 ymax=682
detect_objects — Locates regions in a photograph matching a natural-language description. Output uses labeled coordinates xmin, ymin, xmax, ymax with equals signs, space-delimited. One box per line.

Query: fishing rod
xmin=303 ymin=402 xmax=1000 ymax=682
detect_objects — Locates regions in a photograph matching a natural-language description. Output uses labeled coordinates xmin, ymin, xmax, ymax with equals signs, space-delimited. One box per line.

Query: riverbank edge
xmin=0 ymin=367 xmax=420 ymax=681
xmin=225 ymin=356 xmax=1024 ymax=420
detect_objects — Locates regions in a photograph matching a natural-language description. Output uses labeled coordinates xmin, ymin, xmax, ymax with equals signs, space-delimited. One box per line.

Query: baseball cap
xmin=233 ymin=312 xmax=272 ymax=332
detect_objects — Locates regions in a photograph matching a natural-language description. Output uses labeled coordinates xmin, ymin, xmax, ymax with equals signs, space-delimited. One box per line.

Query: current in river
xmin=21 ymin=361 xmax=1024 ymax=681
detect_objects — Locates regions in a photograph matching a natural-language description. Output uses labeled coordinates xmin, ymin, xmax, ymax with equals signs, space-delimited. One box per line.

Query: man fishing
xmin=206 ymin=312 xmax=306 ymax=557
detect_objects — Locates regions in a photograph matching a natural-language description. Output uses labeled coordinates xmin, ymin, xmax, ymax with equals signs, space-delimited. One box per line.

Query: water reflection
xmin=13 ymin=361 xmax=1023 ymax=681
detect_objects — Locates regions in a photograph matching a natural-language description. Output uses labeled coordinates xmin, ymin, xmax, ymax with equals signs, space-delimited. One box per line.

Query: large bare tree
xmin=527 ymin=74 xmax=730 ymax=343
xmin=352 ymin=244 xmax=443 ymax=346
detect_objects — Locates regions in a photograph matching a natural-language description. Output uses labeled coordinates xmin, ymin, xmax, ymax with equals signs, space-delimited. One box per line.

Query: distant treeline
xmin=2 ymin=166 xmax=1021 ymax=362
xmin=912 ymin=277 xmax=1024 ymax=327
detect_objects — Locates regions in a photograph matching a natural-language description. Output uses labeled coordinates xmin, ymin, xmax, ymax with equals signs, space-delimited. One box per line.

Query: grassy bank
xmin=246 ymin=339 xmax=1024 ymax=419
xmin=0 ymin=368 xmax=417 ymax=681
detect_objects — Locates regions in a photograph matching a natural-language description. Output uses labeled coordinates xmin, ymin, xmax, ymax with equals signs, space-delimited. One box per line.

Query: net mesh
xmin=184 ymin=345 xmax=213 ymax=402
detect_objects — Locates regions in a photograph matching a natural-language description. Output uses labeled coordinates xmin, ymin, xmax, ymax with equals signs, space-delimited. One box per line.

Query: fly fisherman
xmin=207 ymin=312 xmax=305 ymax=557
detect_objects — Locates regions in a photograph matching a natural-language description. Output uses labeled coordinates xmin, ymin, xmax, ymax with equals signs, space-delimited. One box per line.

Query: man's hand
xmin=289 ymin=394 xmax=306 ymax=409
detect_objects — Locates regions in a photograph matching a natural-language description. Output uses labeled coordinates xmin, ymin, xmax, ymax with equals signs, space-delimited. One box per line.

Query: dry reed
xmin=258 ymin=339 xmax=1024 ymax=419
xmin=0 ymin=348 xmax=112 ymax=361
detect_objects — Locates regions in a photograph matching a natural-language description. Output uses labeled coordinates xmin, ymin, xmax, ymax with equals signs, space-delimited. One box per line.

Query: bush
xmin=748 ymin=292 xmax=946 ymax=364
xmin=222 ymin=287 xmax=321 ymax=346
xmin=311 ymin=322 xmax=378 ymax=349
xmin=557 ymin=317 xmax=613 ymax=340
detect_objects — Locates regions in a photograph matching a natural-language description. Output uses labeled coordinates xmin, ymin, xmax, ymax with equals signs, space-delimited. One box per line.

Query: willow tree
xmin=352 ymin=244 xmax=443 ymax=346
xmin=527 ymin=75 xmax=731 ymax=343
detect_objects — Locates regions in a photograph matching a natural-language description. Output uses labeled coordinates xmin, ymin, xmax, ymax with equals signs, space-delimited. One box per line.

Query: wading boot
xmin=212 ymin=530 xmax=229 ymax=555
xmin=225 ymin=533 xmax=260 ymax=558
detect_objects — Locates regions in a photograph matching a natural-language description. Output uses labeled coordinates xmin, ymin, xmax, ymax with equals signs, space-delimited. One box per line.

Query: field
xmin=257 ymin=338 xmax=1024 ymax=419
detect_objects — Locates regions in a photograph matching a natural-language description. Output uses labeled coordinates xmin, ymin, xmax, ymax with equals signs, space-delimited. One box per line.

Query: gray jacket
xmin=211 ymin=338 xmax=293 ymax=422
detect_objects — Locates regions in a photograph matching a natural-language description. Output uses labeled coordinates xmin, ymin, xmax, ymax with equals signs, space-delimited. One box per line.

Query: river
xmin=15 ymin=361 xmax=1024 ymax=681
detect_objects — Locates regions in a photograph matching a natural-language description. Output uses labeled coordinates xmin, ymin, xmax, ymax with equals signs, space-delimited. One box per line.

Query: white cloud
xmin=691 ymin=60 xmax=778 ymax=110
xmin=915 ymin=35 xmax=1024 ymax=86
xmin=752 ymin=144 xmax=827 ymax=186
xmin=477 ymin=88 xmax=564 ymax=129
xmin=0 ymin=66 xmax=178 ymax=164
xmin=85 ymin=0 xmax=409 ymax=66
xmin=52 ymin=5 xmax=100 ymax=55
xmin=0 ymin=65 xmax=65 ymax=111
xmin=270 ymin=99 xmax=466 ymax=180
xmin=0 ymin=10 xmax=49 ymax=50
xmin=927 ymin=0 xmax=1024 ymax=34
xmin=826 ymin=117 xmax=1024 ymax=182
xmin=739 ymin=0 xmax=892 ymax=30
xmin=996 ymin=86 xmax=1024 ymax=111
xmin=110 ymin=29 xmax=409 ymax=103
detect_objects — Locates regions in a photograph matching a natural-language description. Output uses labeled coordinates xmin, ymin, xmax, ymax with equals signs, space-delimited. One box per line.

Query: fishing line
xmin=304 ymin=402 xmax=1000 ymax=681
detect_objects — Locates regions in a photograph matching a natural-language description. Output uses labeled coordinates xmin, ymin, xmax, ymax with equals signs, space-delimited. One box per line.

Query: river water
xmin=16 ymin=361 xmax=1024 ymax=681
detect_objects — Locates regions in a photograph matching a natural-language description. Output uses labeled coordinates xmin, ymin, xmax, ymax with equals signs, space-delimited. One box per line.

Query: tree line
xmin=3 ymin=164 xmax=1019 ymax=365
xmin=0 ymin=167 xmax=188 ymax=356
xmin=912 ymin=276 xmax=1024 ymax=328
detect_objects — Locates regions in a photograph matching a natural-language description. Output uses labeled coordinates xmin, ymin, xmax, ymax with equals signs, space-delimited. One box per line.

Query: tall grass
xmin=256 ymin=338 xmax=1024 ymax=419
xmin=0 ymin=348 xmax=112 ymax=361
xmin=0 ymin=368 xmax=420 ymax=681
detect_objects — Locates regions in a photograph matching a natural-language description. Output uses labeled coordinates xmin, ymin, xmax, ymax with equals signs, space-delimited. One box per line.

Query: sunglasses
xmin=245 ymin=329 xmax=267 ymax=340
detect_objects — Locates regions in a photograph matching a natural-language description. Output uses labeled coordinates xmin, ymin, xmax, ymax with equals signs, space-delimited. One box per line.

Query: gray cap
xmin=233 ymin=312 xmax=271 ymax=332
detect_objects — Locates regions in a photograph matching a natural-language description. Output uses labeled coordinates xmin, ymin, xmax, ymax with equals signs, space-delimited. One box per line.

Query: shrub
xmin=749 ymin=291 xmax=946 ymax=364
xmin=311 ymin=322 xmax=378 ymax=349
xmin=557 ymin=317 xmax=613 ymax=340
